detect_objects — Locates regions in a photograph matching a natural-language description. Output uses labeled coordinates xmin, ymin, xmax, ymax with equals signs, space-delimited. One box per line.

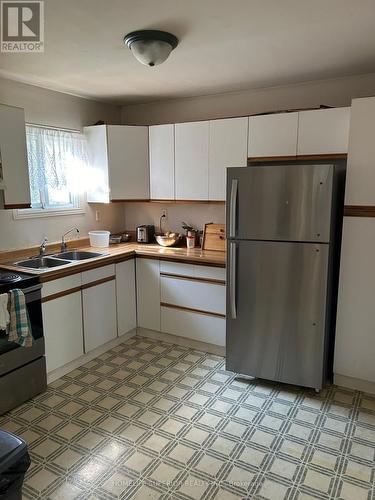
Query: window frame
xmin=14 ymin=124 xmax=86 ymax=219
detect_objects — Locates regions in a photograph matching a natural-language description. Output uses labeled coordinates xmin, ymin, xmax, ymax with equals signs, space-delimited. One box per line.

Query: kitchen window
xmin=14 ymin=125 xmax=88 ymax=219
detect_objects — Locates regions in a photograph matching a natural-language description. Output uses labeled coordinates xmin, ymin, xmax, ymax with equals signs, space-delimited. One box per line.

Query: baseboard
xmin=47 ymin=329 xmax=137 ymax=384
xmin=334 ymin=373 xmax=375 ymax=395
xmin=136 ymin=327 xmax=225 ymax=356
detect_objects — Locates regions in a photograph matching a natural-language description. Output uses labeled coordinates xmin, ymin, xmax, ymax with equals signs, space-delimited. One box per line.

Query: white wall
xmin=123 ymin=202 xmax=225 ymax=235
xmin=121 ymin=72 xmax=375 ymax=125
xmin=0 ymin=77 xmax=124 ymax=251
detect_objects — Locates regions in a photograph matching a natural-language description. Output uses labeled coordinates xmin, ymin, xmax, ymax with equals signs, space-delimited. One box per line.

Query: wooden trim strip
xmin=40 ymin=254 xmax=134 ymax=283
xmin=81 ymin=275 xmax=116 ymax=290
xmin=4 ymin=203 xmax=32 ymax=209
xmin=161 ymin=302 xmax=226 ymax=319
xmin=248 ymin=153 xmax=347 ymax=164
xmin=111 ymin=199 xmax=150 ymax=203
xmin=42 ymin=286 xmax=82 ymax=303
xmin=118 ymin=199 xmax=226 ymax=205
xmin=160 ymin=272 xmax=226 ymax=286
xmin=136 ymin=254 xmax=225 ymax=268
xmin=344 ymin=205 xmax=375 ymax=217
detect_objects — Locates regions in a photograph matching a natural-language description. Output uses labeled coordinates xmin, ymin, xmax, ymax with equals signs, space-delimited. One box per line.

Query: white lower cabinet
xmin=161 ymin=276 xmax=226 ymax=315
xmin=136 ymin=258 xmax=161 ymax=330
xmin=82 ymin=278 xmax=117 ymax=353
xmin=334 ymin=218 xmax=375 ymax=384
xmin=116 ymin=259 xmax=136 ymax=335
xmin=42 ymin=291 xmax=84 ymax=373
xmin=159 ymin=260 xmax=226 ymax=346
xmin=161 ymin=306 xmax=226 ymax=346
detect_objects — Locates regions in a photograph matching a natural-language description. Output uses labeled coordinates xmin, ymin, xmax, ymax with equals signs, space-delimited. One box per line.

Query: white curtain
xmin=26 ymin=125 xmax=89 ymax=208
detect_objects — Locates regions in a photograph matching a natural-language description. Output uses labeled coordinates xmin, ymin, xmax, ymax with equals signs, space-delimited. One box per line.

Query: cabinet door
xmin=42 ymin=292 xmax=84 ymax=373
xmin=248 ymin=112 xmax=298 ymax=158
xmin=343 ymin=98 xmax=375 ymax=205
xmin=175 ymin=121 xmax=209 ymax=200
xmin=84 ymin=125 xmax=110 ymax=203
xmin=209 ymin=117 xmax=248 ymax=200
xmin=116 ymin=259 xmax=136 ymax=336
xmin=82 ymin=279 xmax=117 ymax=352
xmin=107 ymin=125 xmax=149 ymax=200
xmin=334 ymin=218 xmax=375 ymax=382
xmin=149 ymin=124 xmax=174 ymax=200
xmin=297 ymin=107 xmax=350 ymax=155
xmin=0 ymin=104 xmax=31 ymax=208
xmin=136 ymin=258 xmax=160 ymax=330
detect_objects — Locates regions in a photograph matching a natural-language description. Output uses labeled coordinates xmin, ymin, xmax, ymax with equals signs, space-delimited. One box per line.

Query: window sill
xmin=13 ymin=206 xmax=85 ymax=220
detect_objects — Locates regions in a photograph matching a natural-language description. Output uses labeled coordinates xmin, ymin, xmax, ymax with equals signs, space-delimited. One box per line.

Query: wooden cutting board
xmin=202 ymin=223 xmax=225 ymax=252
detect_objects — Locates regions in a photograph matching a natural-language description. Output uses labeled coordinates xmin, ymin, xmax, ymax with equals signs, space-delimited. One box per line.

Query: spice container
xmin=186 ymin=230 xmax=196 ymax=249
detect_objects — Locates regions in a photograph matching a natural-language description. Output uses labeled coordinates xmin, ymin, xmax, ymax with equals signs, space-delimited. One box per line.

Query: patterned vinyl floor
xmin=0 ymin=335 xmax=374 ymax=500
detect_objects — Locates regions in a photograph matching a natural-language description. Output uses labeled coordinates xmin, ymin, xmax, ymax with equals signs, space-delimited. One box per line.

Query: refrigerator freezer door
xmin=226 ymin=240 xmax=329 ymax=389
xmin=227 ymin=164 xmax=333 ymax=242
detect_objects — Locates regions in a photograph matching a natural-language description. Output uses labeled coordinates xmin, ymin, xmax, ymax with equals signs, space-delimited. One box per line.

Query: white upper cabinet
xmin=209 ymin=117 xmax=248 ymax=200
xmin=149 ymin=124 xmax=174 ymax=200
xmin=343 ymin=98 xmax=375 ymax=205
xmin=85 ymin=124 xmax=149 ymax=202
xmin=297 ymin=107 xmax=350 ymax=155
xmin=0 ymin=104 xmax=31 ymax=208
xmin=175 ymin=121 xmax=209 ymax=200
xmin=248 ymin=112 xmax=298 ymax=158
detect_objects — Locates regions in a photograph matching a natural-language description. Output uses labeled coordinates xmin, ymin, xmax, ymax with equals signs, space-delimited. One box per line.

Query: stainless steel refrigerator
xmin=226 ymin=162 xmax=346 ymax=391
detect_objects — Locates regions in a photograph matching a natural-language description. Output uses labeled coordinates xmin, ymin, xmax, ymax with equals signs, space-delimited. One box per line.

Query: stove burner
xmin=0 ymin=272 xmax=22 ymax=284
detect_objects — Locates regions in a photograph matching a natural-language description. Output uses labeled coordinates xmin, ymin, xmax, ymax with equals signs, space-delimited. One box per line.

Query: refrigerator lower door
xmin=226 ymin=240 xmax=329 ymax=389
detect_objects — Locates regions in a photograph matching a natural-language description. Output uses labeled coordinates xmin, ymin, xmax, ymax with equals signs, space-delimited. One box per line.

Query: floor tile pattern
xmin=1 ymin=335 xmax=375 ymax=499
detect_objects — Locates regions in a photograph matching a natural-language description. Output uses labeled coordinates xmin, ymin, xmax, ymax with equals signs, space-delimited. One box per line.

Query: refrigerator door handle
xmin=229 ymin=178 xmax=238 ymax=239
xmin=229 ymin=242 xmax=237 ymax=319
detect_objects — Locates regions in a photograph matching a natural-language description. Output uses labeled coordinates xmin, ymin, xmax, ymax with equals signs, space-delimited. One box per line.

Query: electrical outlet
xmin=161 ymin=209 xmax=167 ymax=219
xmin=95 ymin=210 xmax=100 ymax=222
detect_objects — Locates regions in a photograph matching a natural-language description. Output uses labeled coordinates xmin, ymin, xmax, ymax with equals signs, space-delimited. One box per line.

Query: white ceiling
xmin=1 ymin=0 xmax=375 ymax=105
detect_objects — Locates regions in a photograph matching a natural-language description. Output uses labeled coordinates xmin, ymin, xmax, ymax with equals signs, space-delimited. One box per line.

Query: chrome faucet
xmin=39 ymin=237 xmax=48 ymax=256
xmin=61 ymin=227 xmax=79 ymax=252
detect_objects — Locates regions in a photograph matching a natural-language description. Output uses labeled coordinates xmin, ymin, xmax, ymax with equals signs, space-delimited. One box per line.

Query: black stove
xmin=0 ymin=269 xmax=39 ymax=293
xmin=0 ymin=268 xmax=45 ymax=416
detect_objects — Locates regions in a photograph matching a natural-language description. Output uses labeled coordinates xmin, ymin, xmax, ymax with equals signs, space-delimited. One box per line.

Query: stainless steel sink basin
xmin=52 ymin=250 xmax=106 ymax=260
xmin=15 ymin=257 xmax=71 ymax=269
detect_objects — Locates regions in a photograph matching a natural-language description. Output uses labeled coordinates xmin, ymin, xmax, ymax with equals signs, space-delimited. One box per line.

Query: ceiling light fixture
xmin=124 ymin=30 xmax=178 ymax=67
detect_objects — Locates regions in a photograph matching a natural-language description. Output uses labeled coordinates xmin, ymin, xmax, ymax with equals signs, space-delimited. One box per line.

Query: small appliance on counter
xmin=109 ymin=233 xmax=132 ymax=244
xmin=136 ymin=225 xmax=155 ymax=243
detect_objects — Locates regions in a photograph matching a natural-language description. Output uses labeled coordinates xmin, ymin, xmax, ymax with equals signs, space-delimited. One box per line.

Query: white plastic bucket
xmin=89 ymin=230 xmax=110 ymax=248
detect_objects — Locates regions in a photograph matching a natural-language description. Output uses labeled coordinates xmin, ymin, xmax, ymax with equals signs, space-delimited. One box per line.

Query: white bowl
xmin=89 ymin=230 xmax=110 ymax=248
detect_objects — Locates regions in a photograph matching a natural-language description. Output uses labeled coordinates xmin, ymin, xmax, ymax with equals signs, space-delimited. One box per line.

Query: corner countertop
xmin=0 ymin=242 xmax=226 ymax=282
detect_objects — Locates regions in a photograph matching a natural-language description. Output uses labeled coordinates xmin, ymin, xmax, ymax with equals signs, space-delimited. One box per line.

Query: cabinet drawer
xmin=82 ymin=264 xmax=115 ymax=285
xmin=161 ymin=306 xmax=225 ymax=346
xmin=161 ymin=275 xmax=226 ymax=315
xmin=160 ymin=261 xmax=225 ymax=281
xmin=42 ymin=273 xmax=81 ymax=299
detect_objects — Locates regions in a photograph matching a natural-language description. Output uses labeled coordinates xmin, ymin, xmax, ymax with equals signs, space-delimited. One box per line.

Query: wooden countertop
xmin=0 ymin=242 xmax=226 ymax=282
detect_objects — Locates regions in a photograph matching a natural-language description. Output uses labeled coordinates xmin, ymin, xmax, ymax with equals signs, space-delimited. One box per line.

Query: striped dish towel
xmin=7 ymin=289 xmax=33 ymax=347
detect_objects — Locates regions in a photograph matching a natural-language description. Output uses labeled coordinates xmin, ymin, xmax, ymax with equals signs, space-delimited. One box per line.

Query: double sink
xmin=14 ymin=250 xmax=107 ymax=270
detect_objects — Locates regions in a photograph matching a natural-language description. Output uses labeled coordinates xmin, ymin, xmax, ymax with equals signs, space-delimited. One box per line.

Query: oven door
xmin=0 ymin=284 xmax=45 ymax=377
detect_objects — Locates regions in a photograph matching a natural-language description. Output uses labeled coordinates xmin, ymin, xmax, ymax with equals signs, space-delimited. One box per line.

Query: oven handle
xmin=23 ymin=284 xmax=42 ymax=294
xmin=15 ymin=284 xmax=42 ymax=304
